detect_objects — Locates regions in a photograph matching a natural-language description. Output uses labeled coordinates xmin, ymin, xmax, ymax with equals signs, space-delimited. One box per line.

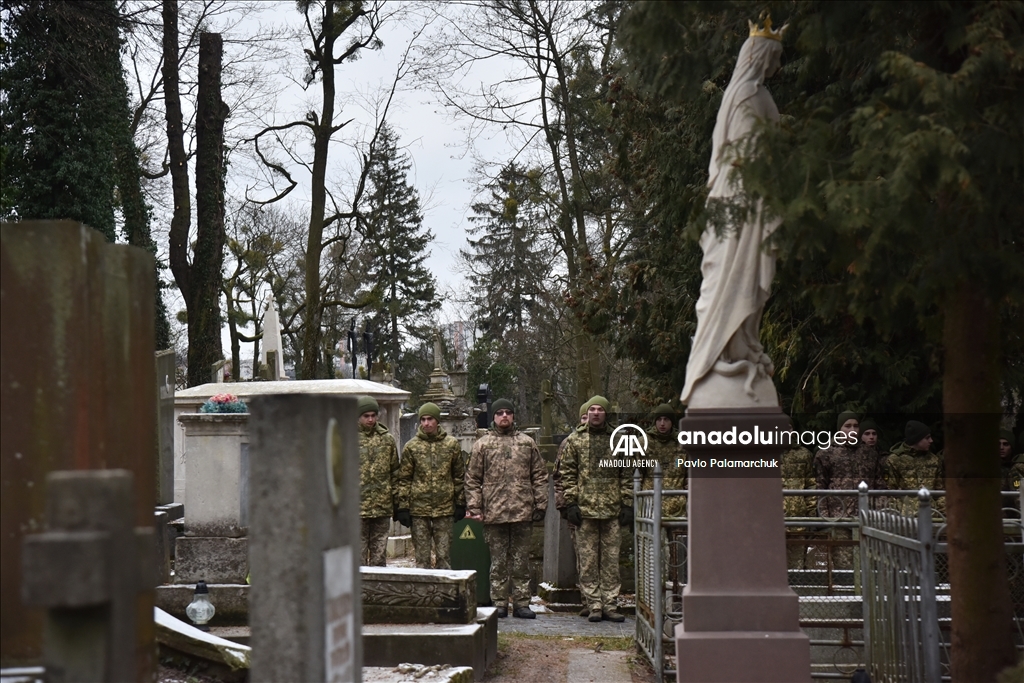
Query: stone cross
xmin=22 ymin=470 xmax=154 ymax=683
xmin=248 ymin=395 xmax=362 ymax=682
xmin=433 ymin=330 xmax=443 ymax=371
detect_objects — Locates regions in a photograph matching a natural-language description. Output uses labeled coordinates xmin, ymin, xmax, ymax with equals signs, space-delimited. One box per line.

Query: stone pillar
xmin=675 ymin=408 xmax=809 ymax=682
xmin=248 ymin=395 xmax=362 ymax=683
xmin=22 ymin=470 xmax=153 ymax=683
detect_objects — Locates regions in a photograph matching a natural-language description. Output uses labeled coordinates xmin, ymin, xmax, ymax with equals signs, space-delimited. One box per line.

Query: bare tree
xmin=419 ymin=0 xmax=630 ymax=405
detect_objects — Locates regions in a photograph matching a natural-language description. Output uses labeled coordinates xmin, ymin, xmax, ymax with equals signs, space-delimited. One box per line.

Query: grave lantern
xmin=186 ymin=580 xmax=216 ymax=631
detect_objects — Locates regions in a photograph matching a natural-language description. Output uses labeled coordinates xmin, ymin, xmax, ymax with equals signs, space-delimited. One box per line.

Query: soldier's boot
xmin=512 ymin=607 xmax=536 ymax=619
xmin=495 ymin=607 xmax=508 ymax=618
xmin=579 ymin=606 xmax=591 ymax=617
xmin=602 ymin=607 xmax=625 ymax=623
xmin=588 ymin=608 xmax=603 ymax=623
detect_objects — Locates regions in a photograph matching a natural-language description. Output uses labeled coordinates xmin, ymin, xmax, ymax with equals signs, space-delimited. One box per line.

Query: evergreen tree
xmin=620 ymin=2 xmax=1023 ymax=676
xmin=460 ymin=162 xmax=554 ymax=421
xmin=1 ymin=0 xmax=171 ymax=348
xmin=359 ymin=123 xmax=438 ymax=380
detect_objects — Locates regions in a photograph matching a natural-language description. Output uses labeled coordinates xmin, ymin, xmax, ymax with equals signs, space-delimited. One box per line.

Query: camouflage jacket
xmin=359 ymin=423 xmax=400 ymax=518
xmin=814 ymin=442 xmax=883 ymax=517
xmin=781 ymin=447 xmax=816 ymax=518
xmin=466 ymin=425 xmax=548 ymax=524
xmin=397 ymin=427 xmax=466 ymax=517
xmin=560 ymin=423 xmax=632 ymax=520
xmin=640 ymin=428 xmax=687 ymax=517
xmin=552 ymin=437 xmax=570 ymax=510
xmin=883 ymin=443 xmax=945 ymax=514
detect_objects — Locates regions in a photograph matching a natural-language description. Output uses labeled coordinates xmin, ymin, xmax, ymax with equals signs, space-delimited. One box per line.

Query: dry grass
xmin=487 ymin=632 xmax=658 ymax=683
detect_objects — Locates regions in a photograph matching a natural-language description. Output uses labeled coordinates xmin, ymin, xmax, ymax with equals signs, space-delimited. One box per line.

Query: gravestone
xmin=22 ymin=470 xmax=154 ymax=683
xmin=1 ymin=221 xmax=156 ymax=676
xmin=361 ymin=567 xmax=476 ymax=624
xmin=450 ymin=519 xmax=490 ymax=604
xmin=156 ymin=350 xmax=176 ymax=504
xmin=248 ymin=395 xmax=362 ymax=682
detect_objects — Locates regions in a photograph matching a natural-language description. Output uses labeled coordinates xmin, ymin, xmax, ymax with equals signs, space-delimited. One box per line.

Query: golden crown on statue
xmin=748 ymin=13 xmax=787 ymax=41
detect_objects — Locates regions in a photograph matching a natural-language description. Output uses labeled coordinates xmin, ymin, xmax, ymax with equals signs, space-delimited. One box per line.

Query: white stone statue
xmin=681 ymin=18 xmax=786 ymax=409
xmin=262 ymin=292 xmax=286 ymax=380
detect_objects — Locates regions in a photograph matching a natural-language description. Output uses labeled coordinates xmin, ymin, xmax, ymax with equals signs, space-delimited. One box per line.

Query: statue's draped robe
xmin=680 ymin=36 xmax=784 ymax=405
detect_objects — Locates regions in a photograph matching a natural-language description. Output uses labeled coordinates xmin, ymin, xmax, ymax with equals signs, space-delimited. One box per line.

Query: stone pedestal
xmin=179 ymin=413 xmax=249 ymax=537
xmin=361 ymin=567 xmax=477 ymax=624
xmin=675 ymin=408 xmax=810 ymax=683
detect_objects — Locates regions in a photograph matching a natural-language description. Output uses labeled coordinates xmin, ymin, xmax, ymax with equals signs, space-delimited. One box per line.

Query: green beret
xmin=418 ymin=402 xmax=441 ymax=420
xmin=579 ymin=402 xmax=589 ymax=418
xmin=859 ymin=418 xmax=880 ymax=435
xmin=904 ymin=420 xmax=931 ymax=445
xmin=651 ymin=403 xmax=675 ymax=419
xmin=357 ymin=396 xmax=379 ymax=416
xmin=836 ymin=411 xmax=859 ymax=430
xmin=492 ymin=398 xmax=514 ymax=414
xmin=586 ymin=395 xmax=610 ymax=412
xmin=1000 ymin=428 xmax=1014 ymax=443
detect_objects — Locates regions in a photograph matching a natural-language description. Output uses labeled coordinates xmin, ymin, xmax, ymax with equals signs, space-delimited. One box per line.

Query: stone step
xmin=362 ymin=622 xmax=489 ymax=681
xmin=364 ymin=665 xmax=473 ymax=683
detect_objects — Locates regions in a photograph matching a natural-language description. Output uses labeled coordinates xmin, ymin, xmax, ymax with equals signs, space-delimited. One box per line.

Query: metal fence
xmin=633 ymin=470 xmax=1024 ymax=682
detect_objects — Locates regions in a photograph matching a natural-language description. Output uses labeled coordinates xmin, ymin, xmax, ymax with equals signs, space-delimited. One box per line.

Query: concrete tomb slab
xmin=174 ymin=536 xmax=248 ymax=584
xmin=361 ymin=567 xmax=477 ymax=624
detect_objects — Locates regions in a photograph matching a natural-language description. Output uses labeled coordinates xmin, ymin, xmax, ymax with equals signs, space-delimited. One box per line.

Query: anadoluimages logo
xmin=610 ymin=424 xmax=648 ymax=458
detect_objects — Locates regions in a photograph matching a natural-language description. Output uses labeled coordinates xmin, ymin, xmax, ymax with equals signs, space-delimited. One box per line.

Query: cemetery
xmin=2 ymin=3 xmax=1023 ymax=683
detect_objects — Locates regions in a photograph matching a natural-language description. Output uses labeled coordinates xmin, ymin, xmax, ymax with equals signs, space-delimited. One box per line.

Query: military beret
xmin=904 ymin=420 xmax=931 ymax=445
xmin=836 ymin=411 xmax=859 ymax=430
xmin=492 ymin=398 xmax=515 ymax=414
xmin=357 ymin=396 xmax=379 ymax=416
xmin=418 ymin=402 xmax=442 ymax=420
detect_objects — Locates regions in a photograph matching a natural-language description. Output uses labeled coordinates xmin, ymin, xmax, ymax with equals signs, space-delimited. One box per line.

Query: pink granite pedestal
xmin=675 ymin=408 xmax=810 ymax=683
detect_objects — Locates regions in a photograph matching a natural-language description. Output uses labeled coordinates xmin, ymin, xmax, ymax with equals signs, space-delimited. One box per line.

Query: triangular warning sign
xmin=459 ymin=525 xmax=476 ymax=540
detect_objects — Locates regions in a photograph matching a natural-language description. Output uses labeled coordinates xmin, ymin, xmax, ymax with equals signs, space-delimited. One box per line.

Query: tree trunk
xmin=162 ymin=0 xmax=191 ymax=305
xmin=943 ymin=284 xmax=1015 ymax=681
xmin=299 ymin=1 xmax=338 ymax=380
xmin=188 ymin=31 xmax=227 ymax=386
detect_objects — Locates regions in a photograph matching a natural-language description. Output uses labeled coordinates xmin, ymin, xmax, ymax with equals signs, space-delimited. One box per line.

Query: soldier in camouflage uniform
xmin=814 ymin=412 xmax=883 ymax=518
xmin=641 ymin=404 xmax=688 ymax=517
xmin=396 ymin=402 xmax=466 ymax=569
xmin=465 ymin=399 xmax=548 ymax=619
xmin=884 ymin=420 xmax=945 ymax=515
xmin=781 ymin=446 xmax=816 ymax=569
xmin=561 ymin=395 xmax=632 ymax=623
xmin=1000 ymin=429 xmax=1017 ymax=493
xmin=358 ymin=396 xmax=400 ymax=566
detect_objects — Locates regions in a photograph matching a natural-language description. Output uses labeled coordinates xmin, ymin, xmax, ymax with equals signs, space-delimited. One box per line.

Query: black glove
xmin=394 ymin=508 xmax=412 ymax=528
xmin=453 ymin=505 xmax=466 ymax=522
xmin=618 ymin=505 xmax=634 ymax=527
xmin=531 ymin=508 xmax=546 ymax=522
xmin=559 ymin=507 xmax=569 ymax=520
xmin=565 ymin=504 xmax=583 ymax=527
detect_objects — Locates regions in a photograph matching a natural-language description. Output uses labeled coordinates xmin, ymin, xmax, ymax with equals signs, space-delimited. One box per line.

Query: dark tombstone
xmin=248 ymin=395 xmax=362 ymax=682
xmin=1 ymin=221 xmax=156 ymax=676
xmin=451 ymin=519 xmax=491 ymax=605
xmin=22 ymin=470 xmax=154 ymax=683
xmin=156 ymin=349 xmax=176 ymax=504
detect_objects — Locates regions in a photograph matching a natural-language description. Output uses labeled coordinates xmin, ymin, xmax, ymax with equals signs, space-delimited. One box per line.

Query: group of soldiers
xmin=359 ymin=394 xmax=1023 ymax=618
xmin=782 ymin=412 xmax=1023 ymax=520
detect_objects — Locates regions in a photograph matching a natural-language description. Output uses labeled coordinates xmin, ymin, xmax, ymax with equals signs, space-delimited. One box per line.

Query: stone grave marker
xmin=1 ymin=221 xmax=156 ymax=676
xmin=248 ymin=395 xmax=362 ymax=682
xmin=21 ymin=470 xmax=154 ymax=683
xmin=156 ymin=349 xmax=176 ymax=505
